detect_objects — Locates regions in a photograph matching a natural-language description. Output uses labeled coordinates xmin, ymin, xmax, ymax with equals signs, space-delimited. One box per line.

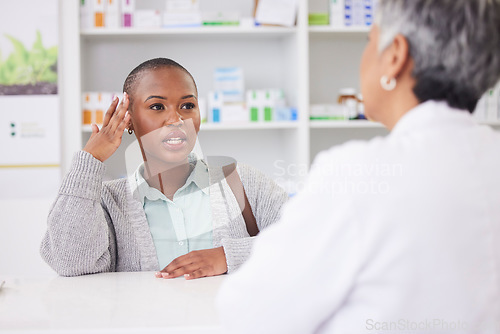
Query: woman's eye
xmin=180 ymin=103 xmax=196 ymax=110
xmin=150 ymin=104 xmax=164 ymax=111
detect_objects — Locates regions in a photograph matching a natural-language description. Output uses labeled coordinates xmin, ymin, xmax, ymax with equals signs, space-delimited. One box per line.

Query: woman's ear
xmin=127 ymin=119 xmax=134 ymax=134
xmin=382 ymin=34 xmax=411 ymax=80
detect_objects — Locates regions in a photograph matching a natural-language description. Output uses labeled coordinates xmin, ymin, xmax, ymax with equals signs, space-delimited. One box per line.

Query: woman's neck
xmin=143 ymin=158 xmax=192 ymax=200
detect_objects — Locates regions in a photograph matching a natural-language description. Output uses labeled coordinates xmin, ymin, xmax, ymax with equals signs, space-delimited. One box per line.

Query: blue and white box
xmin=214 ymin=67 xmax=245 ymax=103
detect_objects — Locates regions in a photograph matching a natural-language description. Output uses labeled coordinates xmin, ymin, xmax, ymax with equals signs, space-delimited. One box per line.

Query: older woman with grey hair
xmin=216 ymin=0 xmax=500 ymax=333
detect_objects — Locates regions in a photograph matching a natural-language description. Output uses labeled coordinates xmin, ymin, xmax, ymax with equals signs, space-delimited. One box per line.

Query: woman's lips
xmin=161 ymin=129 xmax=188 ymax=151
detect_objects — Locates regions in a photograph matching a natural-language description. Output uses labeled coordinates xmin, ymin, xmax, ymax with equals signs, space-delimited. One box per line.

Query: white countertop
xmin=0 ymin=272 xmax=225 ymax=333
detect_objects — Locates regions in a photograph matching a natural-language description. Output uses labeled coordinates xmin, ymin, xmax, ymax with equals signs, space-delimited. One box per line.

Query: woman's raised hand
xmin=83 ymin=92 xmax=131 ymax=162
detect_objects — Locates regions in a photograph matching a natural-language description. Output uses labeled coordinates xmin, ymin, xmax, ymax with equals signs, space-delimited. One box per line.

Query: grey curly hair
xmin=376 ymin=0 xmax=500 ymax=112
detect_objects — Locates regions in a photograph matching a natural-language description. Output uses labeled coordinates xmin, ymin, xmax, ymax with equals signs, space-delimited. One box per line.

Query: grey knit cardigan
xmin=40 ymin=151 xmax=288 ymax=276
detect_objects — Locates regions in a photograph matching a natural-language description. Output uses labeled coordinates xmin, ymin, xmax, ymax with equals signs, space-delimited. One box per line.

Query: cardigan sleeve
xmin=220 ymin=163 xmax=289 ymax=273
xmin=40 ymin=150 xmax=116 ymax=276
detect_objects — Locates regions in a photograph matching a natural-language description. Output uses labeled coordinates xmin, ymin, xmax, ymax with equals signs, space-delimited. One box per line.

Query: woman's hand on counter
xmin=156 ymin=246 xmax=228 ymax=280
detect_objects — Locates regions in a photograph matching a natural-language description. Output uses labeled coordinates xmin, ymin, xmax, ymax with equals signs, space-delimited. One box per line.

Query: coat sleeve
xmin=220 ymin=163 xmax=289 ymax=273
xmin=216 ymin=149 xmax=364 ymax=334
xmin=40 ymin=151 xmax=116 ymax=276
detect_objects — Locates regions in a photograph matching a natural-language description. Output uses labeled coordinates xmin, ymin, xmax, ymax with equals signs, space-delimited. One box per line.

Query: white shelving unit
xmin=308 ymin=26 xmax=370 ymax=33
xmin=83 ymin=122 xmax=300 ymax=133
xmin=309 ymin=120 xmax=383 ymax=128
xmin=60 ymin=0 xmax=310 ymax=187
xmin=81 ymin=26 xmax=297 ymax=36
xmin=59 ymin=0 xmax=498 ymax=187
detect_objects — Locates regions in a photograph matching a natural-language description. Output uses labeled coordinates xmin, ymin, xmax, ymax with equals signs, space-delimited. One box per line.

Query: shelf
xmin=309 ymin=120 xmax=383 ymax=128
xmin=310 ymin=120 xmax=500 ymax=128
xmin=309 ymin=26 xmax=370 ymax=34
xmin=480 ymin=121 xmax=500 ymax=127
xmin=62 ymin=0 xmax=383 ymax=177
xmin=82 ymin=122 xmax=299 ymax=133
xmin=81 ymin=26 xmax=297 ymax=38
xmin=200 ymin=121 xmax=299 ymax=131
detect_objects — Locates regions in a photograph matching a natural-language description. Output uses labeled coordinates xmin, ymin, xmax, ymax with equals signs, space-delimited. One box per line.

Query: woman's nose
xmin=163 ymin=111 xmax=183 ymax=126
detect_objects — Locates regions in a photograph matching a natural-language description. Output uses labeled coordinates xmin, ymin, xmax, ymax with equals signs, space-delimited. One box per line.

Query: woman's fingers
xmin=90 ymin=123 xmax=99 ymax=136
xmin=81 ymin=94 xmax=129 ymax=162
xmin=185 ymin=267 xmax=210 ymax=280
xmin=102 ymin=95 xmax=120 ymax=127
xmin=160 ymin=253 xmax=196 ymax=278
xmin=116 ymin=112 xmax=131 ymax=136
xmin=162 ymin=263 xmax=198 ymax=279
xmin=109 ymin=92 xmax=130 ymax=133
xmin=156 ymin=248 xmax=227 ymax=280
xmin=162 ymin=252 xmax=192 ymax=273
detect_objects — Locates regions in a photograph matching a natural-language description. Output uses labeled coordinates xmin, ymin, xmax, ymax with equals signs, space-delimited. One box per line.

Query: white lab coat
xmin=216 ymin=101 xmax=500 ymax=334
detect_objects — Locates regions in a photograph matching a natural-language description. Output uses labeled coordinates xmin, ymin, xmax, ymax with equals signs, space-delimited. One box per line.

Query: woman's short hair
xmin=376 ymin=0 xmax=500 ymax=112
xmin=122 ymin=58 xmax=197 ymax=107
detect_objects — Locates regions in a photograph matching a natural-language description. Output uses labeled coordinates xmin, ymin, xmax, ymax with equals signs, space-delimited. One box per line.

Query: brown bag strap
xmin=222 ymin=163 xmax=259 ymax=237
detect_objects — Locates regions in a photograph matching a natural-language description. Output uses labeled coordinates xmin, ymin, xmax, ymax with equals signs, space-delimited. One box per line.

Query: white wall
xmin=0 ymin=0 xmax=60 ymax=277
xmin=0 ymin=199 xmax=56 ymax=276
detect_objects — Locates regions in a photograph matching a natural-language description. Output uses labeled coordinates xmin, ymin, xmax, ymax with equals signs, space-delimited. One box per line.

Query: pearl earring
xmin=380 ymin=76 xmax=397 ymax=91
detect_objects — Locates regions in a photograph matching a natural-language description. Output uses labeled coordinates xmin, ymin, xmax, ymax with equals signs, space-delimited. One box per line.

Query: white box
xmin=105 ymin=0 xmax=120 ymax=28
xmin=275 ymin=106 xmax=296 ymax=121
xmin=198 ymin=97 xmax=207 ymax=123
xmin=208 ymin=91 xmax=224 ymax=123
xmin=163 ymin=12 xmax=202 ymax=27
xmin=247 ymin=90 xmax=261 ymax=122
xmin=221 ymin=103 xmax=248 ymax=123
xmin=363 ymin=0 xmax=374 ymax=26
xmin=202 ymin=11 xmax=240 ymax=25
xmin=246 ymin=90 xmax=267 ymax=122
xmin=80 ymin=0 xmax=93 ymax=30
xmin=255 ymin=0 xmax=298 ymax=27
xmin=92 ymin=0 xmax=105 ymax=28
xmin=82 ymin=92 xmax=94 ymax=125
xmin=262 ymin=90 xmax=276 ymax=122
xmin=344 ymin=0 xmax=353 ymax=26
xmin=214 ymin=67 xmax=244 ymax=103
xmin=165 ymin=0 xmax=200 ymax=12
xmin=136 ymin=10 xmax=162 ymax=28
xmin=329 ymin=0 xmax=345 ymax=28
xmin=94 ymin=92 xmax=111 ymax=125
xmin=352 ymin=0 xmax=364 ymax=26
xmin=121 ymin=0 xmax=135 ymax=12
xmin=121 ymin=0 xmax=135 ymax=27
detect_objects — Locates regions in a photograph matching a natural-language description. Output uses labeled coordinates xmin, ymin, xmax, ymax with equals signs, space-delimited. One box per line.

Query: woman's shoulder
xmin=235 ymin=162 xmax=287 ymax=199
xmin=202 ymin=157 xmax=281 ymax=192
xmin=234 ymin=162 xmax=267 ymax=181
xmin=103 ymin=177 xmax=129 ymax=189
xmin=102 ymin=178 xmax=132 ymax=201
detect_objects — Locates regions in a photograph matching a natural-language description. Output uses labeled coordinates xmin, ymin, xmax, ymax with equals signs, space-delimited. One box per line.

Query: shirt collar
xmin=132 ymin=156 xmax=209 ymax=206
xmin=390 ymin=100 xmax=475 ymax=137
xmin=185 ymin=158 xmax=210 ymax=194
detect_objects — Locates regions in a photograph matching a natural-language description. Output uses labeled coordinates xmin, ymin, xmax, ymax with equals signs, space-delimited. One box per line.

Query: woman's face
xmin=360 ymin=25 xmax=384 ymax=122
xmin=129 ymin=67 xmax=200 ymax=165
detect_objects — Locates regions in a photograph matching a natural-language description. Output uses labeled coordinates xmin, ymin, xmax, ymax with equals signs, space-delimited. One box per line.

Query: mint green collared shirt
xmin=134 ymin=160 xmax=213 ymax=270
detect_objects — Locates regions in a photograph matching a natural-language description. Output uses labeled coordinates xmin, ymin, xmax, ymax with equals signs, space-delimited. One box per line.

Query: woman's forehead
xmin=136 ymin=67 xmax=196 ymax=93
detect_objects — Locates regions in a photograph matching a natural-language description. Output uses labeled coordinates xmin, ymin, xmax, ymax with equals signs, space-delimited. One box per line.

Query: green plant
xmin=0 ymin=30 xmax=58 ymax=86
